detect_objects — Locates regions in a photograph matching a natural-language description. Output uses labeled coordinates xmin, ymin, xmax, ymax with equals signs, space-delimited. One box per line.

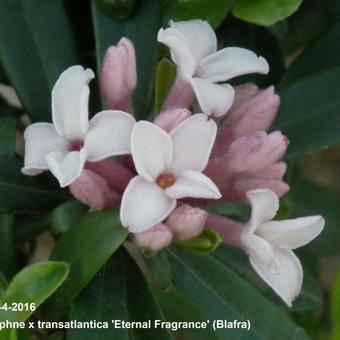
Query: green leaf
xmin=95 ymin=0 xmax=136 ymax=20
xmin=282 ymin=21 xmax=340 ymax=84
xmin=0 ymin=116 xmax=16 ymax=157
xmin=50 ymin=201 xmax=88 ymax=235
xmin=92 ymin=0 xmax=161 ymax=119
xmin=0 ymin=274 xmax=8 ymax=298
xmin=0 ymin=157 xmax=67 ymax=214
xmin=168 ymin=247 xmax=310 ymax=339
xmin=0 ymin=0 xmax=79 ymax=122
xmin=330 ymin=269 xmax=340 ymax=340
xmin=233 ymin=0 xmax=303 ymax=26
xmin=289 ymin=175 xmax=340 ymax=256
xmin=45 ymin=209 xmax=128 ymax=319
xmin=0 ymin=262 xmax=69 ymax=323
xmin=163 ymin=0 xmax=233 ymax=28
xmin=213 ymin=245 xmax=322 ymax=312
xmin=174 ymin=228 xmax=222 ymax=255
xmin=67 ymin=252 xmax=129 ymax=340
xmin=0 ymin=214 xmax=16 ymax=278
xmin=204 ymin=202 xmax=249 ymax=221
xmin=273 ymin=67 xmax=340 ymax=158
xmin=154 ymin=58 xmax=176 ymax=114
xmin=143 ymin=250 xmax=173 ymax=291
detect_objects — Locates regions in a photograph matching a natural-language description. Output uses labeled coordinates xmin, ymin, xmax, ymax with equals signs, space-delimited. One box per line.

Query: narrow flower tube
xmin=166 ymin=204 xmax=207 ymax=240
xmin=132 ymin=223 xmax=173 ymax=252
xmin=154 ymin=108 xmax=192 ymax=132
xmin=100 ymin=37 xmax=137 ymax=112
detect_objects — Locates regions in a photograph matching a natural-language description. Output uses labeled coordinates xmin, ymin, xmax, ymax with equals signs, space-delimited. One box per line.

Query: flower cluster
xmin=22 ymin=20 xmax=324 ymax=307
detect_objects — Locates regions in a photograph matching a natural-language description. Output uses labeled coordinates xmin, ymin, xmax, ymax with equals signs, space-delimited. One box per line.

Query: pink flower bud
xmin=166 ymin=204 xmax=207 ymax=240
xmin=154 ymin=108 xmax=191 ymax=132
xmin=100 ymin=37 xmax=137 ymax=112
xmin=161 ymin=75 xmax=194 ymax=111
xmin=246 ymin=161 xmax=287 ymax=180
xmin=206 ymin=214 xmax=243 ymax=248
xmin=69 ymin=169 xmax=121 ymax=210
xmin=207 ymin=131 xmax=288 ymax=181
xmin=132 ymin=223 xmax=173 ymax=252
xmin=85 ymin=158 xmax=134 ymax=194
xmin=212 ymin=86 xmax=280 ymax=157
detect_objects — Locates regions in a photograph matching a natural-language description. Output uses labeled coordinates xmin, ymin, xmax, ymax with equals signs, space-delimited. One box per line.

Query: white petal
xmin=158 ymin=27 xmax=196 ymax=76
xmin=169 ymin=114 xmax=217 ymax=174
xmin=131 ymin=121 xmax=173 ymax=182
xmin=250 ymin=248 xmax=303 ymax=307
xmin=52 ymin=65 xmax=94 ymax=139
xmin=257 ymin=216 xmax=325 ymax=250
xmin=191 ymin=78 xmax=235 ymax=117
xmin=85 ymin=110 xmax=135 ymax=161
xmin=120 ymin=176 xmax=176 ymax=233
xmin=165 ymin=170 xmax=221 ymax=199
xmin=170 ymin=20 xmax=217 ymax=62
xmin=246 ymin=189 xmax=279 ymax=233
xmin=22 ymin=123 xmax=67 ymax=175
xmin=198 ymin=47 xmax=269 ymax=83
xmin=46 ymin=148 xmax=87 ymax=187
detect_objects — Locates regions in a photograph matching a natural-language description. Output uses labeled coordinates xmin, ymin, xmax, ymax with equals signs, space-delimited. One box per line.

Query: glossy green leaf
xmin=92 ymin=0 xmax=161 ymax=119
xmin=45 ymin=209 xmax=128 ymax=319
xmin=154 ymin=58 xmax=176 ymax=114
xmin=331 ymin=270 xmax=340 ymax=340
xmin=0 ymin=0 xmax=79 ymax=122
xmin=233 ymin=0 xmax=303 ymax=26
xmin=67 ymin=252 xmax=129 ymax=340
xmin=282 ymin=22 xmax=340 ymax=84
xmin=50 ymin=201 xmax=88 ymax=235
xmin=143 ymin=250 xmax=173 ymax=291
xmin=204 ymin=203 xmax=249 ymax=221
xmin=0 ymin=214 xmax=16 ymax=278
xmin=273 ymin=67 xmax=340 ymax=158
xmin=289 ymin=175 xmax=340 ymax=256
xmin=163 ymin=0 xmax=233 ymax=28
xmin=95 ymin=0 xmax=136 ymax=20
xmin=0 ymin=116 xmax=16 ymax=157
xmin=0 ymin=262 xmax=69 ymax=323
xmin=168 ymin=247 xmax=310 ymax=339
xmin=0 ymin=157 xmax=67 ymax=213
xmin=213 ymin=245 xmax=322 ymax=312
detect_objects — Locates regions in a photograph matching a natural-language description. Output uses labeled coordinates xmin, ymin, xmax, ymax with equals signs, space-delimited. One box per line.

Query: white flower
xmin=158 ymin=19 xmax=269 ymax=117
xmin=240 ymin=189 xmax=324 ymax=307
xmin=22 ymin=66 xmax=135 ymax=187
xmin=120 ymin=114 xmax=221 ymax=233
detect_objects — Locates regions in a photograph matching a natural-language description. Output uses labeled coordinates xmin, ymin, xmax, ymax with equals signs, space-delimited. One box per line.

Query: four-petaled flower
xmin=120 ymin=114 xmax=221 ymax=233
xmin=22 ymin=66 xmax=135 ymax=187
xmin=240 ymin=189 xmax=324 ymax=306
xmin=158 ymin=20 xmax=269 ymax=116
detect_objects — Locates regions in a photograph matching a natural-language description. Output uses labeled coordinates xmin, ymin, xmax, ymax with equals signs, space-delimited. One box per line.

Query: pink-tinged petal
xmin=247 ymin=162 xmax=287 ymax=180
xmin=85 ymin=158 xmax=133 ymax=194
xmin=161 ymin=76 xmax=195 ymax=111
xmin=131 ymin=121 xmax=173 ymax=181
xmin=166 ymin=171 xmax=221 ymax=199
xmin=85 ymin=110 xmax=135 ymax=161
xmin=198 ymin=47 xmax=269 ymax=83
xmin=220 ymin=131 xmax=288 ymax=174
xmin=232 ymin=83 xmax=259 ymax=108
xmin=207 ymin=214 xmax=243 ymax=248
xmin=120 ymin=176 xmax=176 ymax=233
xmin=166 ymin=204 xmax=207 ymax=240
xmin=246 ymin=189 xmax=279 ymax=233
xmin=157 ymin=28 xmax=196 ymax=76
xmin=191 ymin=78 xmax=234 ymax=117
xmin=169 ymin=114 xmax=217 ymax=174
xmin=257 ymin=216 xmax=325 ymax=250
xmin=132 ymin=223 xmax=173 ymax=252
xmin=21 ymin=123 xmax=67 ymax=175
xmin=213 ymin=86 xmax=280 ymax=156
xmin=46 ymin=148 xmax=87 ymax=187
xmin=52 ymin=66 xmax=94 ymax=139
xmin=100 ymin=38 xmax=137 ymax=112
xmin=170 ymin=20 xmax=217 ymax=62
xmin=154 ymin=108 xmax=191 ymax=133
xmin=250 ymin=248 xmax=303 ymax=307
xmin=69 ymin=169 xmax=114 ymax=210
